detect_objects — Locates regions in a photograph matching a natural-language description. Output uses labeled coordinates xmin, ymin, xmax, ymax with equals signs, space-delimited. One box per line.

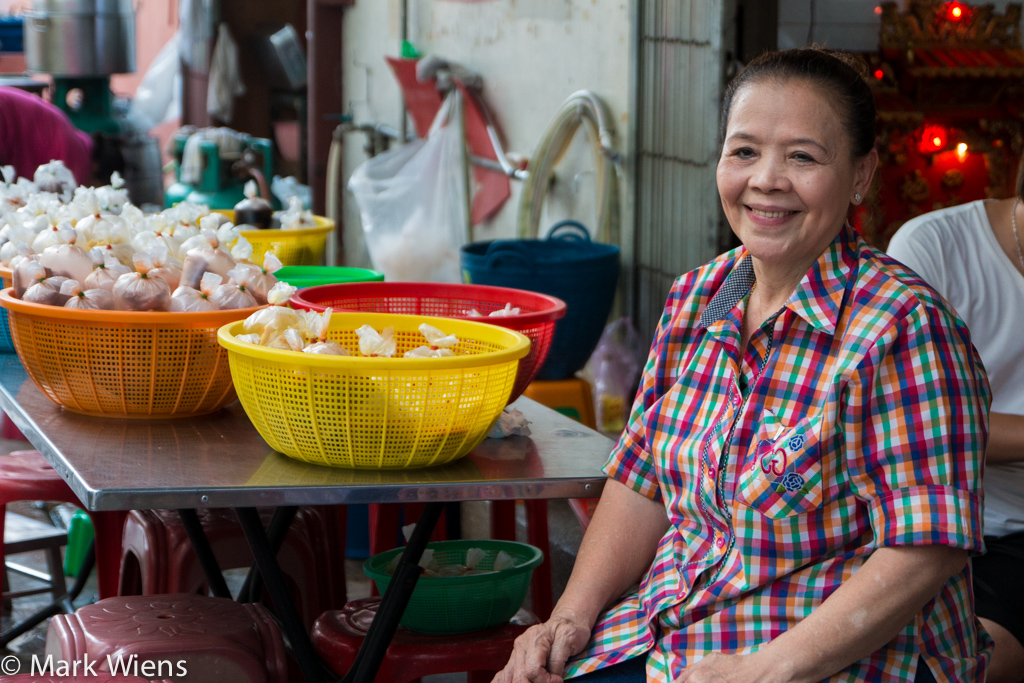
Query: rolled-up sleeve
xmin=843 ymin=298 xmax=989 ymax=553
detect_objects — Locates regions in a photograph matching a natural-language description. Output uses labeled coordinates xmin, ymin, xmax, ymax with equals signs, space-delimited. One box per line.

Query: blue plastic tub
xmin=0 ymin=18 xmax=24 ymax=53
xmin=460 ymin=221 xmax=619 ymax=380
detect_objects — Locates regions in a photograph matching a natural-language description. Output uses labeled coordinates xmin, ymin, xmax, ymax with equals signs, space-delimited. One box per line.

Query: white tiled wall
xmin=779 ymin=0 xmax=1024 ymax=52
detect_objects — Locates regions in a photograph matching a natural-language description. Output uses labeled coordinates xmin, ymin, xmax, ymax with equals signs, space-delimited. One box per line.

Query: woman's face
xmin=717 ymin=79 xmax=876 ymax=277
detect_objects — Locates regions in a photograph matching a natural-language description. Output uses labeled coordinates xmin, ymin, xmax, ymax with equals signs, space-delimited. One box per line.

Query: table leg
xmin=176 ymin=509 xmax=232 ymax=599
xmin=239 ymin=506 xmax=297 ymax=604
xmin=236 ymin=506 xmax=331 ymax=683
xmin=341 ymin=501 xmax=443 ymax=683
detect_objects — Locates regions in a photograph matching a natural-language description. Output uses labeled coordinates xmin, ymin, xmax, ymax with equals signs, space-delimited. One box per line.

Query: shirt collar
xmin=700 ymin=224 xmax=855 ymax=336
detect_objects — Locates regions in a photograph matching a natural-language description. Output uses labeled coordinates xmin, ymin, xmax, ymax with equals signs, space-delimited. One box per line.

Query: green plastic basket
xmin=364 ymin=539 xmax=543 ymax=634
xmin=275 ymin=266 xmax=384 ymax=289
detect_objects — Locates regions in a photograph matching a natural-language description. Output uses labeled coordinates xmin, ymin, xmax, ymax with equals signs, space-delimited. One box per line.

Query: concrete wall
xmin=339 ymin=0 xmax=633 ymax=268
xmin=779 ymin=0 xmax=1024 ymax=52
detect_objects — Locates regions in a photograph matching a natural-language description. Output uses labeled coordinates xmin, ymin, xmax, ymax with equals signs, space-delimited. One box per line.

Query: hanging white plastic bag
xmin=130 ymin=34 xmax=183 ymax=131
xmin=349 ymin=90 xmax=470 ymax=283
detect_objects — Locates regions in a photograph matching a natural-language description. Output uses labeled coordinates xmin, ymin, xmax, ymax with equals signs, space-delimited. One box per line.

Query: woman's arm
xmin=676 ymin=545 xmax=967 ymax=683
xmin=985 ymin=412 xmax=1024 ymax=464
xmin=493 ymin=478 xmax=670 ymax=683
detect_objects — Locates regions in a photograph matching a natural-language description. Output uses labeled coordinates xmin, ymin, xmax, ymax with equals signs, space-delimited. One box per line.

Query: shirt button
xmin=715 ymin=535 xmax=726 ymax=549
xmin=732 ymin=394 xmax=740 ymax=407
xmin=708 ymin=465 xmax=716 ymax=479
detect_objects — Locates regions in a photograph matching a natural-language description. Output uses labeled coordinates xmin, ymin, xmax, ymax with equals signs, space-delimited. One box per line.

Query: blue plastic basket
xmin=0 ymin=309 xmax=14 ymax=354
xmin=460 ymin=221 xmax=619 ymax=380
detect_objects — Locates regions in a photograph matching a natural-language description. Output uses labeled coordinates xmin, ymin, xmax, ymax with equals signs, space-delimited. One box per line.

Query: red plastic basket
xmin=290 ymin=282 xmax=566 ymax=402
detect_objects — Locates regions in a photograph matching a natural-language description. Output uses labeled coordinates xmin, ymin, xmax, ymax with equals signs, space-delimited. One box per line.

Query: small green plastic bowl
xmin=275 ymin=266 xmax=384 ymax=289
xmin=364 ymin=539 xmax=543 ymax=634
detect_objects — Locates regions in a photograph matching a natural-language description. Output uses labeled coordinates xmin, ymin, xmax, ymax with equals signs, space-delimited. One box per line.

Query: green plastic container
xmin=364 ymin=539 xmax=543 ymax=635
xmin=275 ymin=266 xmax=384 ymax=289
xmin=63 ymin=510 xmax=94 ymax=577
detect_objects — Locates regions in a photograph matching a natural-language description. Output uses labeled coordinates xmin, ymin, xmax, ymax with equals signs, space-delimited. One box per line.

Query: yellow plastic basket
xmin=0 ymin=288 xmax=261 ymax=418
xmin=219 ymin=312 xmax=531 ymax=469
xmin=215 ymin=210 xmax=334 ymax=267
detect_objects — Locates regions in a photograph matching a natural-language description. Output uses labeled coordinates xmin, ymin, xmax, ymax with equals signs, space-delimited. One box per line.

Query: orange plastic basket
xmin=0 ymin=288 xmax=261 ymax=418
xmin=219 ymin=312 xmax=531 ymax=469
xmin=289 ymin=282 xmax=566 ymax=403
xmin=215 ymin=210 xmax=334 ymax=267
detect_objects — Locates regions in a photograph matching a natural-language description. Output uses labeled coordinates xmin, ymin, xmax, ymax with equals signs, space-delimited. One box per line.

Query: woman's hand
xmin=491 ymin=610 xmax=593 ymax=683
xmin=674 ymin=653 xmax=771 ymax=683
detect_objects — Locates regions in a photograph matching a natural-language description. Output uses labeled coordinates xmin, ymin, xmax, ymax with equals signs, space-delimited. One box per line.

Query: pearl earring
xmin=854 ymin=193 xmax=862 ymax=203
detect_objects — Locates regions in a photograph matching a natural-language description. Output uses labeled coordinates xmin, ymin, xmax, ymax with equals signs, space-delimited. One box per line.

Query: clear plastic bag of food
xmin=24 ymin=275 xmax=71 ymax=306
xmin=84 ymin=250 xmax=132 ymax=292
xmin=182 ymin=229 xmax=236 ymax=277
xmin=356 ymin=324 xmax=397 ymax=357
xmin=302 ymin=309 xmax=349 ymax=355
xmin=210 ymin=267 xmax=258 ymax=310
xmin=404 ymin=323 xmax=459 ymax=358
xmin=112 ymin=253 xmax=172 ymax=311
xmin=39 ymin=241 xmax=93 ymax=283
xmin=170 ymin=272 xmax=222 ymax=312
xmin=275 ymin=196 xmax=316 ymax=230
xmin=148 ymin=246 xmax=183 ymax=290
xmin=13 ymin=258 xmax=49 ymax=298
xmin=61 ymin=279 xmax=115 ymax=310
xmin=31 ymin=221 xmax=76 ymax=254
xmin=229 ymin=249 xmax=281 ymax=305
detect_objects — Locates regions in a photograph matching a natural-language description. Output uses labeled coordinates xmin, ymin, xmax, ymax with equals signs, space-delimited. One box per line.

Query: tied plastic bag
xmin=349 ymin=89 xmax=470 ymax=283
xmin=85 ymin=251 xmax=132 ymax=293
xmin=356 ymin=324 xmax=396 ymax=357
xmin=590 ymin=318 xmax=645 ymax=435
xmin=112 ymin=253 xmax=172 ymax=311
xmin=61 ymin=280 xmax=115 ymax=310
xmin=404 ymin=323 xmax=459 ymax=358
xmin=170 ymin=272 xmax=221 ymax=312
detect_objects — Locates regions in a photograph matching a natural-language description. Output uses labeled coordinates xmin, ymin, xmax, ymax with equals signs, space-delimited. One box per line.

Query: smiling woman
xmin=491 ymin=48 xmax=991 ymax=683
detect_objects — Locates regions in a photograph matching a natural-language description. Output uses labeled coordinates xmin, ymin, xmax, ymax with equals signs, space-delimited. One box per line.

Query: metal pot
xmin=24 ymin=0 xmax=135 ymax=76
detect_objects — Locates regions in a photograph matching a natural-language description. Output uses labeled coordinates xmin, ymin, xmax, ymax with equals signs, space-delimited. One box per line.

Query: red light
xmin=874 ymin=69 xmax=884 ymax=80
xmin=947 ymin=2 xmax=966 ymax=21
xmin=919 ymin=124 xmax=948 ymax=153
xmin=874 ymin=5 xmax=882 ymax=14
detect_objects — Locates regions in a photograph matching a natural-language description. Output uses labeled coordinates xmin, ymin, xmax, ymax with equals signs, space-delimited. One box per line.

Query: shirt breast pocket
xmin=736 ymin=414 xmax=825 ymax=519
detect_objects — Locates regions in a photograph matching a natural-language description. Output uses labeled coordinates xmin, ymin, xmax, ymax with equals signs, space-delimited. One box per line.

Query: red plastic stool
xmin=118 ymin=506 xmax=346 ymax=629
xmin=312 ymin=597 xmax=539 ymax=683
xmin=0 ymin=450 xmax=125 ymax=599
xmin=46 ymin=594 xmax=288 ymax=683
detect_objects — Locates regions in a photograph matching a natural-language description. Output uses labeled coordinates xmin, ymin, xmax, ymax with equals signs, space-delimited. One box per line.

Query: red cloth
xmin=0 ymin=86 xmax=93 ymax=185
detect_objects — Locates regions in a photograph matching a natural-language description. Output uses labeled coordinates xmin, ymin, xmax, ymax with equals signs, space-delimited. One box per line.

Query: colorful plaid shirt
xmin=564 ymin=225 xmax=991 ymax=682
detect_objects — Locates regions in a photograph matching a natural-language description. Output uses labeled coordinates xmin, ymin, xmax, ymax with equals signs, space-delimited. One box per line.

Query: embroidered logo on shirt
xmin=754 ymin=432 xmax=811 ymax=494
xmin=775 ymin=471 xmax=807 ymax=494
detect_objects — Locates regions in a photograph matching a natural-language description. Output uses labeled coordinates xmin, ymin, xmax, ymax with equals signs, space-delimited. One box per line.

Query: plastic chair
xmin=0 ymin=450 xmax=126 ymax=599
xmin=522 ymin=377 xmax=596 ymax=427
xmin=312 ymin=597 xmax=539 ymax=683
xmin=117 ymin=506 xmax=346 ymax=629
xmin=46 ymin=594 xmax=289 ymax=683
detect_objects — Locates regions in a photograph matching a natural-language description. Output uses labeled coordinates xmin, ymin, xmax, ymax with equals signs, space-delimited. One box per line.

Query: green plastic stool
xmin=63 ymin=510 xmax=94 ymax=577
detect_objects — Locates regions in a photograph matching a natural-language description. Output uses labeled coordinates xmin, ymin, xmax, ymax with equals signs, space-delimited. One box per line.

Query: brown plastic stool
xmin=46 ymin=594 xmax=289 ymax=683
xmin=312 ymin=597 xmax=539 ymax=683
xmin=118 ymin=507 xmax=346 ymax=628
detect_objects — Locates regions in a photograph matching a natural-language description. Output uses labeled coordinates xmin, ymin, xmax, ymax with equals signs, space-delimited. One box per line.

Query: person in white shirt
xmin=888 ymin=189 xmax=1024 ymax=683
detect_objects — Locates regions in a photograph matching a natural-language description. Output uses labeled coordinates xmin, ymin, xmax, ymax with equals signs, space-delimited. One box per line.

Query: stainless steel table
xmin=0 ymin=354 xmax=612 ymax=682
